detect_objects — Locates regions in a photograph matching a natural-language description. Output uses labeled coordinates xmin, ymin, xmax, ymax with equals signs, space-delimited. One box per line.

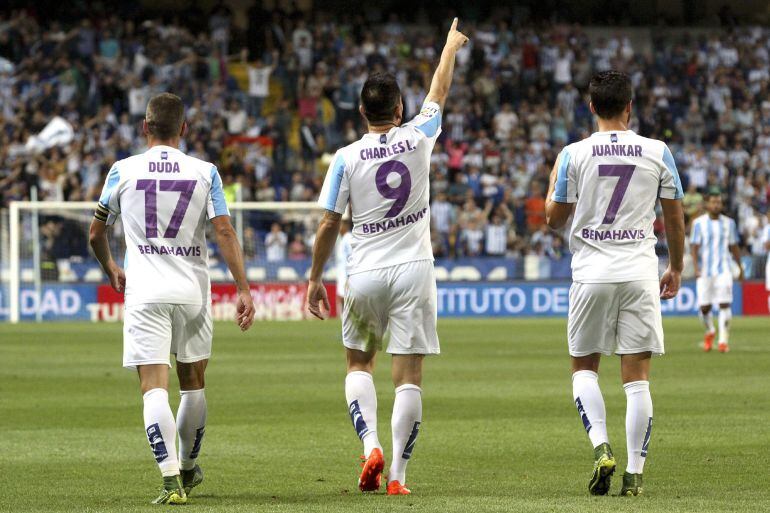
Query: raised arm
xmin=425 ymin=18 xmax=469 ymax=111
xmin=306 ymin=211 xmax=342 ymax=320
xmin=660 ymin=198 xmax=685 ymax=299
xmin=211 ymin=215 xmax=255 ymax=331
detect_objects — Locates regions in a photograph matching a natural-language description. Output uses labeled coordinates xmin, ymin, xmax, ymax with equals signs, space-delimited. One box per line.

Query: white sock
xmin=572 ymin=370 xmax=608 ymax=448
xmin=143 ymin=388 xmax=179 ymax=476
xmin=345 ymin=371 xmax=381 ymax=458
xmin=624 ymin=381 xmax=653 ymax=474
xmin=698 ymin=310 xmax=715 ymax=334
xmin=389 ymin=384 xmax=422 ymax=485
xmin=177 ymin=388 xmax=207 ymax=471
xmin=718 ymin=308 xmax=731 ymax=345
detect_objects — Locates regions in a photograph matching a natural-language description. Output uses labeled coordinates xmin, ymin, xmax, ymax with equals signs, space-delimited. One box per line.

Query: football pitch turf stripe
xmin=0 ymin=318 xmax=768 ymax=512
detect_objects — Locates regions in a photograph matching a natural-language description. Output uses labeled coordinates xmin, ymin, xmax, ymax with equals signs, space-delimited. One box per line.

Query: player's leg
xmin=388 ymin=354 xmax=424 ymax=495
xmin=384 ymin=260 xmax=439 ymax=496
xmin=696 ymin=276 xmax=716 ymax=351
xmin=138 ymin=364 xmax=186 ymax=504
xmin=619 ymin=353 xmax=652 ymax=497
xmin=716 ymin=273 xmax=734 ymax=352
xmin=173 ymin=304 xmax=213 ymax=495
xmin=342 ymin=271 xmax=388 ymax=492
xmin=176 ymin=360 xmax=207 ymax=494
xmin=124 ymin=303 xmax=186 ymax=504
xmin=616 ymin=280 xmax=664 ymax=497
xmin=567 ymin=282 xmax=617 ymax=495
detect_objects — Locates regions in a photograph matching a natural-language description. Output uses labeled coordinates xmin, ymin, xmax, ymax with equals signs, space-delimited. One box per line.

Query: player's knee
xmin=177 ymin=361 xmax=206 ymax=390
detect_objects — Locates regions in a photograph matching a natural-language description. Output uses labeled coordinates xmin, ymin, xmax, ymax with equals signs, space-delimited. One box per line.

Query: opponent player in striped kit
xmin=89 ymin=93 xmax=255 ymax=504
xmin=690 ymin=189 xmax=744 ymax=352
xmin=546 ymin=71 xmax=685 ymax=497
xmin=305 ymin=19 xmax=468 ymax=496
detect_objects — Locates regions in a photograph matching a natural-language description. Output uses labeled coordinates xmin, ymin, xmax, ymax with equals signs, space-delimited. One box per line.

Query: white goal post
xmin=6 ymin=200 xmax=325 ymax=323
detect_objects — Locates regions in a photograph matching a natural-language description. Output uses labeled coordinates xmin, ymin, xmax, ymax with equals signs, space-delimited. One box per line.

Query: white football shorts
xmin=342 ymin=259 xmax=439 ymax=355
xmin=568 ymin=280 xmax=664 ymax=357
xmin=696 ymin=272 xmax=733 ymax=307
xmin=123 ymin=303 xmax=212 ymax=369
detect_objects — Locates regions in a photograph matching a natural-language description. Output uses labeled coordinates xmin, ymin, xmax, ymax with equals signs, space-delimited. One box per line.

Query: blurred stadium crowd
xmin=1 ymin=7 xmax=769 ymax=272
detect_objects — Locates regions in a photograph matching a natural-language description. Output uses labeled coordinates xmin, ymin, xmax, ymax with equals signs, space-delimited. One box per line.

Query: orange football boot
xmin=718 ymin=343 xmax=729 ymax=353
xmin=387 ymin=480 xmax=411 ymax=495
xmin=703 ymin=332 xmax=715 ymax=352
xmin=358 ymin=448 xmax=384 ymax=492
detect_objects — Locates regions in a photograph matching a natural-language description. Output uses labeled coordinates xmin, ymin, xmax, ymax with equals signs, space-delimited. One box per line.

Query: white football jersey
xmin=318 ymin=101 xmax=441 ymax=275
xmin=96 ymin=145 xmax=229 ymax=306
xmin=553 ymin=130 xmax=683 ymax=283
xmin=690 ymin=214 xmax=738 ymax=277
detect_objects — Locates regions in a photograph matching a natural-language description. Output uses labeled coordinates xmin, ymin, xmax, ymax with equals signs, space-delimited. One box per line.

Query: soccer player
xmin=690 ymin=189 xmax=744 ymax=352
xmin=89 ymin=93 xmax=255 ymax=504
xmin=305 ymin=19 xmax=468 ymax=496
xmin=545 ymin=71 xmax=685 ymax=497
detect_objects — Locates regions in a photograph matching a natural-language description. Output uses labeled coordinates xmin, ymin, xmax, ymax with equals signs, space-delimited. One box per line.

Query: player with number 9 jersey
xmin=306 ymin=19 xmax=469 ymax=496
xmin=318 ymin=102 xmax=439 ymax=276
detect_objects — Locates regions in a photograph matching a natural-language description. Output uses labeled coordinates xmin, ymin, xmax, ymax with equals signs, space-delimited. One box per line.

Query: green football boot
xmin=151 ymin=475 xmax=187 ymax=505
xmin=620 ymin=472 xmax=643 ymax=496
xmin=181 ymin=465 xmax=204 ymax=495
xmin=588 ymin=443 xmax=617 ymax=496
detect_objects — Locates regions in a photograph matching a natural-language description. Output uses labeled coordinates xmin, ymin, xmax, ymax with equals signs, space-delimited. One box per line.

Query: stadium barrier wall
xmin=1 ymin=281 xmax=760 ymax=322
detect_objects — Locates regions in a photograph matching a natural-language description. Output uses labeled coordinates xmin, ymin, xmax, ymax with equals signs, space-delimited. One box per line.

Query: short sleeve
xmin=95 ymin=165 xmax=121 ymax=225
xmin=405 ymin=101 xmax=442 ymax=141
xmin=690 ymin=220 xmax=702 ymax=245
xmin=317 ymin=151 xmax=349 ymax=214
xmin=659 ymin=144 xmax=684 ymax=200
xmin=551 ymin=148 xmax=577 ymax=203
xmin=207 ymin=166 xmax=230 ymax=219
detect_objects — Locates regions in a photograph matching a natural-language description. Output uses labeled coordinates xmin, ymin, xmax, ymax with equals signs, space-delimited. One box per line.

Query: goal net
xmin=2 ymin=201 xmax=334 ymax=323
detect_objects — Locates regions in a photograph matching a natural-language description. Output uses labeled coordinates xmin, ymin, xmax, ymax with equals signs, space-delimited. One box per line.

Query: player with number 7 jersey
xmin=306 ymin=18 xmax=469 ymax=496
xmin=89 ymin=93 xmax=255 ymax=504
xmin=546 ymin=71 xmax=686 ymax=497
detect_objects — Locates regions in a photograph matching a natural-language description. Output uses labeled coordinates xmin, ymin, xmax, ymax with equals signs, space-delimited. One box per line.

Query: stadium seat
xmin=84 ymin=268 xmax=104 ymax=282
xmin=433 ymin=266 xmax=449 ymax=281
xmin=449 ymin=266 xmax=482 ymax=281
xmin=247 ymin=267 xmax=267 ymax=281
xmin=277 ymin=267 xmax=300 ymax=281
xmin=486 ymin=266 xmax=508 ymax=281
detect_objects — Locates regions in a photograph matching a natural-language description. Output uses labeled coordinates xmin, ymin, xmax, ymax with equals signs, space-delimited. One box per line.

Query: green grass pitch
xmin=1 ymin=317 xmax=769 ymax=513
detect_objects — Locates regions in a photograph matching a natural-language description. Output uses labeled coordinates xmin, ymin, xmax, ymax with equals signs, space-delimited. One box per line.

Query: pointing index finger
xmin=450 ymin=17 xmax=458 ymax=32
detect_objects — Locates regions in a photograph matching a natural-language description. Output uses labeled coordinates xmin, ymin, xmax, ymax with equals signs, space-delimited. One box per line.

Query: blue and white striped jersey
xmin=690 ymin=214 xmax=738 ymax=277
xmin=317 ymin=101 xmax=441 ymax=274
xmin=96 ymin=145 xmax=229 ymax=306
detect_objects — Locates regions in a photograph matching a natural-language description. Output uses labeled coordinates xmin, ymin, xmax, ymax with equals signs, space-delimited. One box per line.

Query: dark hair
xmin=360 ymin=72 xmax=401 ymax=124
xmin=706 ymin=186 xmax=723 ymax=198
xmin=145 ymin=93 xmax=185 ymax=140
xmin=589 ymin=71 xmax=633 ymax=119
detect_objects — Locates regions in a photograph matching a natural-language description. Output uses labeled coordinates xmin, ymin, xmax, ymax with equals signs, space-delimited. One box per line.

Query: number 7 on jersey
xmin=598 ymin=164 xmax=635 ymax=224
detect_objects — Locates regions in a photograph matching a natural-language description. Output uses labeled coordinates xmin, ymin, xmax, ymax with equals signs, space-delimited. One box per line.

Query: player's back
xmin=319 ymin=103 xmax=441 ymax=274
xmin=556 ymin=130 xmax=683 ymax=283
xmin=98 ymin=145 xmax=228 ymax=306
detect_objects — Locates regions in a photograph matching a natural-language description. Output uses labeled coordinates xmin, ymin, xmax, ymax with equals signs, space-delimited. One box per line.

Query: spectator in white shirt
xmin=265 ymin=222 xmax=288 ymax=262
